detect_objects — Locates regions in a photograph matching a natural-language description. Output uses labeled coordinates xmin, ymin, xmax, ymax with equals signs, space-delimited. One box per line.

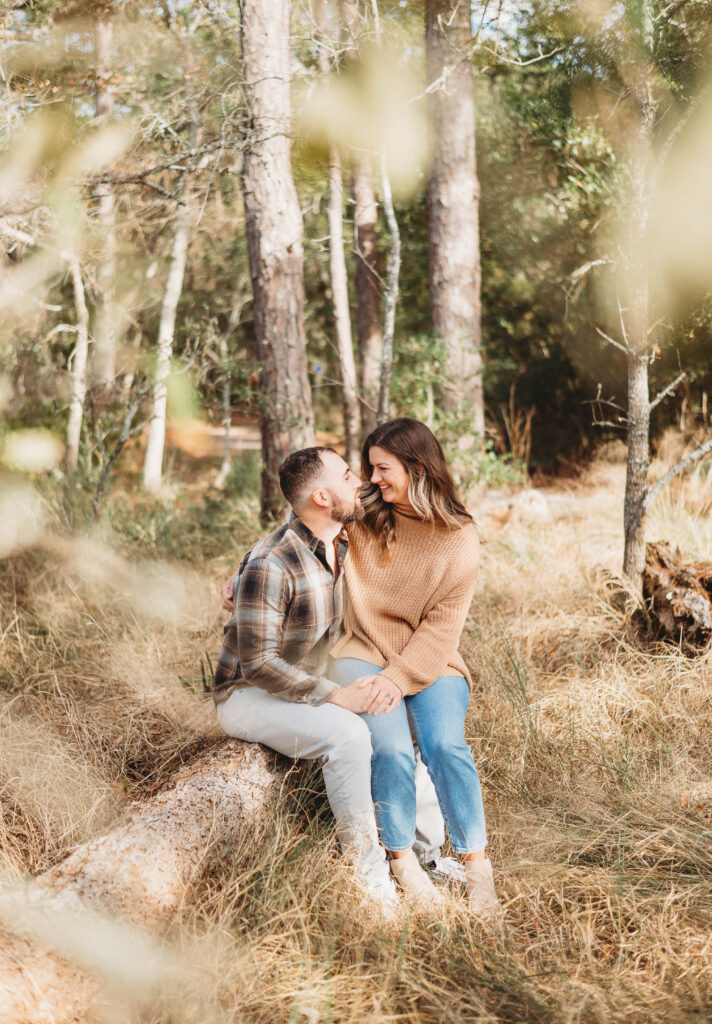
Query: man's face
xmin=316 ymin=451 xmax=363 ymax=524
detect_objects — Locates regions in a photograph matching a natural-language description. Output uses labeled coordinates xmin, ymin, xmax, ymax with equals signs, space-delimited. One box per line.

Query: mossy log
xmin=643 ymin=541 xmax=712 ymax=652
xmin=0 ymin=739 xmax=284 ymax=1024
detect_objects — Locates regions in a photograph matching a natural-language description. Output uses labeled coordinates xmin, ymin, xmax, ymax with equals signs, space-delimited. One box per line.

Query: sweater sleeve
xmin=382 ymin=541 xmax=479 ymax=694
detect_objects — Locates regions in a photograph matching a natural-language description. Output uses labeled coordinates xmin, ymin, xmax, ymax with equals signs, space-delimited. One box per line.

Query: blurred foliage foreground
xmin=0 ymin=446 xmax=710 ymax=1023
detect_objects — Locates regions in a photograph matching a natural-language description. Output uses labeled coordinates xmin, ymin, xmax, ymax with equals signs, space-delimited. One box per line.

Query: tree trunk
xmin=214 ymin=329 xmax=233 ymax=488
xmin=314 ymin=0 xmax=361 ymax=469
xmin=142 ymin=191 xmax=191 ymax=492
xmin=621 ymin=37 xmax=656 ymax=591
xmin=351 ymin=156 xmax=382 ymax=437
xmin=327 ymin=148 xmax=361 ymax=469
xmin=425 ymin=0 xmax=484 ymax=437
xmin=623 ymin=351 xmax=650 ymax=589
xmin=240 ymin=0 xmax=315 ymax=522
xmin=92 ymin=9 xmax=117 ymax=393
xmin=0 ymin=741 xmax=284 ymax=1023
xmin=376 ymin=148 xmax=400 ymax=425
xmin=65 ymin=258 xmax=90 ymax=479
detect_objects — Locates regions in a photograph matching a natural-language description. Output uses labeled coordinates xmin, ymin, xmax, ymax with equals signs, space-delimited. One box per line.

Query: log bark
xmin=425 ymin=0 xmax=484 ymax=437
xmin=0 ymin=740 xmax=284 ymax=1023
xmin=240 ymin=0 xmax=315 ymax=522
xmin=643 ymin=541 xmax=712 ymax=652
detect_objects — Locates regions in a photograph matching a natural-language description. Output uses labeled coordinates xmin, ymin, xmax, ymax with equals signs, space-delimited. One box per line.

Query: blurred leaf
xmin=1 ymin=429 xmax=64 ymax=473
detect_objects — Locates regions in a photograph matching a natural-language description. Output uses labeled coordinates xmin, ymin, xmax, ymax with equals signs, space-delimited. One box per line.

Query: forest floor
xmin=1 ymin=431 xmax=711 ymax=1024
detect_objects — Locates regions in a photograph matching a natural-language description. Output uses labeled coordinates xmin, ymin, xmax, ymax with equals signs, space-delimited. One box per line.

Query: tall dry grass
xmin=1 ymin=445 xmax=711 ymax=1022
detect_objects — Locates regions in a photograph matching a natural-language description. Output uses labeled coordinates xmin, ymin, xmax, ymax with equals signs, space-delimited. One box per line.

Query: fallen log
xmin=643 ymin=541 xmax=712 ymax=652
xmin=0 ymin=739 xmax=285 ymax=1023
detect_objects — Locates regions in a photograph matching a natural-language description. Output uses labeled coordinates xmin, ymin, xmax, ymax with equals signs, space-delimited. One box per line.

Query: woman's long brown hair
xmin=358 ymin=418 xmax=473 ymax=552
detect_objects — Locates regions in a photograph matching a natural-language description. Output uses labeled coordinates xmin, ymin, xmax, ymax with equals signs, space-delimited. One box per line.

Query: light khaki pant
xmin=216 ymin=686 xmax=391 ymax=893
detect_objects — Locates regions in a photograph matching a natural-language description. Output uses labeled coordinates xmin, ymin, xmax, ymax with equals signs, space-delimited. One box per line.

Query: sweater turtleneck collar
xmin=392 ymin=503 xmax=422 ymax=522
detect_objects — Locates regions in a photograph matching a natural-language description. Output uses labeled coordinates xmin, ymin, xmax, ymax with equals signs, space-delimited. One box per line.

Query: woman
xmin=329 ymin=417 xmax=500 ymax=917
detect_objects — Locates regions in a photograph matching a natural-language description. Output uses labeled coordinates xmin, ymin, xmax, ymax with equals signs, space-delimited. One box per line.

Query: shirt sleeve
xmin=236 ymin=557 xmax=339 ymax=706
xmin=382 ymin=546 xmax=479 ymax=694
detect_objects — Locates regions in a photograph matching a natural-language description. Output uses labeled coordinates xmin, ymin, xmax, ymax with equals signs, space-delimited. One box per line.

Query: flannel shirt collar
xmin=287 ymin=512 xmax=349 ymax=562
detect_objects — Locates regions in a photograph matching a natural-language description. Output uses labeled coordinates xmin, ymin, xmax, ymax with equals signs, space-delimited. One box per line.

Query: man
xmin=214 ymin=446 xmax=398 ymax=913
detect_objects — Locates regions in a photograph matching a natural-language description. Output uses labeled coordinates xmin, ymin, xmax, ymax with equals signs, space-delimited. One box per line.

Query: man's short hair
xmin=279 ymin=446 xmax=337 ymax=508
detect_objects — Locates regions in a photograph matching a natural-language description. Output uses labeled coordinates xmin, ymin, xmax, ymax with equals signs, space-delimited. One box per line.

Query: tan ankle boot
xmin=464 ymin=858 xmax=502 ymax=921
xmin=390 ymin=850 xmax=444 ymax=905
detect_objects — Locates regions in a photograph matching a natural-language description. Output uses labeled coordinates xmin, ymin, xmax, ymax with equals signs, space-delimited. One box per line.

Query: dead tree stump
xmin=643 ymin=541 xmax=712 ymax=652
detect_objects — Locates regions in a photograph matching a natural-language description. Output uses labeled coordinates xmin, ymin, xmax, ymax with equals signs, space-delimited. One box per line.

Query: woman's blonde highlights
xmin=358 ymin=418 xmax=472 ymax=553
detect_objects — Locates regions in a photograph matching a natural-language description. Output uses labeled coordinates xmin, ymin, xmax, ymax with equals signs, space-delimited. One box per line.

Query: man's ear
xmin=311 ymin=487 xmax=331 ymax=509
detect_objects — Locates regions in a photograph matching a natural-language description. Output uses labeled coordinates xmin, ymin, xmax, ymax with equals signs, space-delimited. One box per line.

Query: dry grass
xmin=1 ymin=445 xmax=711 ymax=1022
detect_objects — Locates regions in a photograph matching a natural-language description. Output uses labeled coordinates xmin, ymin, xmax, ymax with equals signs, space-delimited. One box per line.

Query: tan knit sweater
xmin=330 ymin=512 xmax=480 ymax=695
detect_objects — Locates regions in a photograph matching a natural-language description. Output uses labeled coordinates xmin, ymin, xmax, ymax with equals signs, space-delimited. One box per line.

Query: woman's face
xmin=369 ymin=445 xmax=410 ymax=505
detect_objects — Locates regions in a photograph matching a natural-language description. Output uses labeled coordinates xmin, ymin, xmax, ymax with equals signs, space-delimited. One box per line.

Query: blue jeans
xmin=330 ymin=658 xmax=488 ymax=855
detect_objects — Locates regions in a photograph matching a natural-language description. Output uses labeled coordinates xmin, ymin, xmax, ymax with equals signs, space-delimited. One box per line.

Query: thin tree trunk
xmin=142 ymin=30 xmax=198 ymax=494
xmin=622 ymin=27 xmax=656 ymax=591
xmin=351 ymin=156 xmax=382 ymax=436
xmin=214 ymin=329 xmax=233 ymax=489
xmin=376 ymin=149 xmax=399 ymax=425
xmin=142 ymin=191 xmax=191 ymax=492
xmin=65 ymin=258 xmax=90 ymax=479
xmin=327 ymin=148 xmax=361 ymax=468
xmin=214 ymin=287 xmax=248 ymax=488
xmin=425 ymin=0 xmax=484 ymax=437
xmin=92 ymin=9 xmax=117 ymax=393
xmin=370 ymin=0 xmax=399 ymax=426
xmin=314 ymin=0 xmax=361 ymax=468
xmin=341 ymin=0 xmax=382 ymax=437
xmin=240 ymin=0 xmax=314 ymax=523
xmin=623 ymin=351 xmax=650 ymax=588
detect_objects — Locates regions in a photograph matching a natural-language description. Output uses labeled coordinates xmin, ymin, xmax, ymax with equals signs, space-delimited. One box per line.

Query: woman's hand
xmin=221 ymin=573 xmax=238 ymax=612
xmin=356 ymin=673 xmax=402 ymax=715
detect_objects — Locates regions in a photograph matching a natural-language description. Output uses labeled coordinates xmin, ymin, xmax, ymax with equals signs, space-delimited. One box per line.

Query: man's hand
xmin=357 ymin=673 xmax=403 ymax=715
xmin=327 ymin=677 xmax=378 ymax=714
xmin=221 ymin=573 xmax=238 ymax=612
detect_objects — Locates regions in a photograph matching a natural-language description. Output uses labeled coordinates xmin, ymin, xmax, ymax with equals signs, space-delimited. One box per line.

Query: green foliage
xmin=101 ymin=456 xmax=262 ymax=564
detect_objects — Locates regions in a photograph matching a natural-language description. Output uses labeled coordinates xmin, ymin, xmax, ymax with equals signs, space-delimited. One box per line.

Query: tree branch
xmin=655 ymin=0 xmax=693 ymax=27
xmin=595 ymin=325 xmax=630 ymax=355
xmin=570 ymin=258 xmax=609 ymax=282
xmin=644 ymin=438 xmax=712 ymax=512
xmin=649 ymin=370 xmax=686 ymax=411
xmin=480 ymin=43 xmax=564 ymax=67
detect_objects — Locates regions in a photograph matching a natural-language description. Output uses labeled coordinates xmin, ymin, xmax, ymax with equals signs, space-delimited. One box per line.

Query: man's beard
xmin=329 ymin=493 xmax=365 ymax=525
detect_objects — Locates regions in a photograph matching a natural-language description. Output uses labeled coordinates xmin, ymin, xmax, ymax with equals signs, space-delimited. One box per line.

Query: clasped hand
xmin=329 ymin=673 xmax=402 ymax=715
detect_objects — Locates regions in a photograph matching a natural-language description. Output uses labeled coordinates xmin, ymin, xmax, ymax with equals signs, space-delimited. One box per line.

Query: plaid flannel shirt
xmin=213 ymin=513 xmax=347 ymax=707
